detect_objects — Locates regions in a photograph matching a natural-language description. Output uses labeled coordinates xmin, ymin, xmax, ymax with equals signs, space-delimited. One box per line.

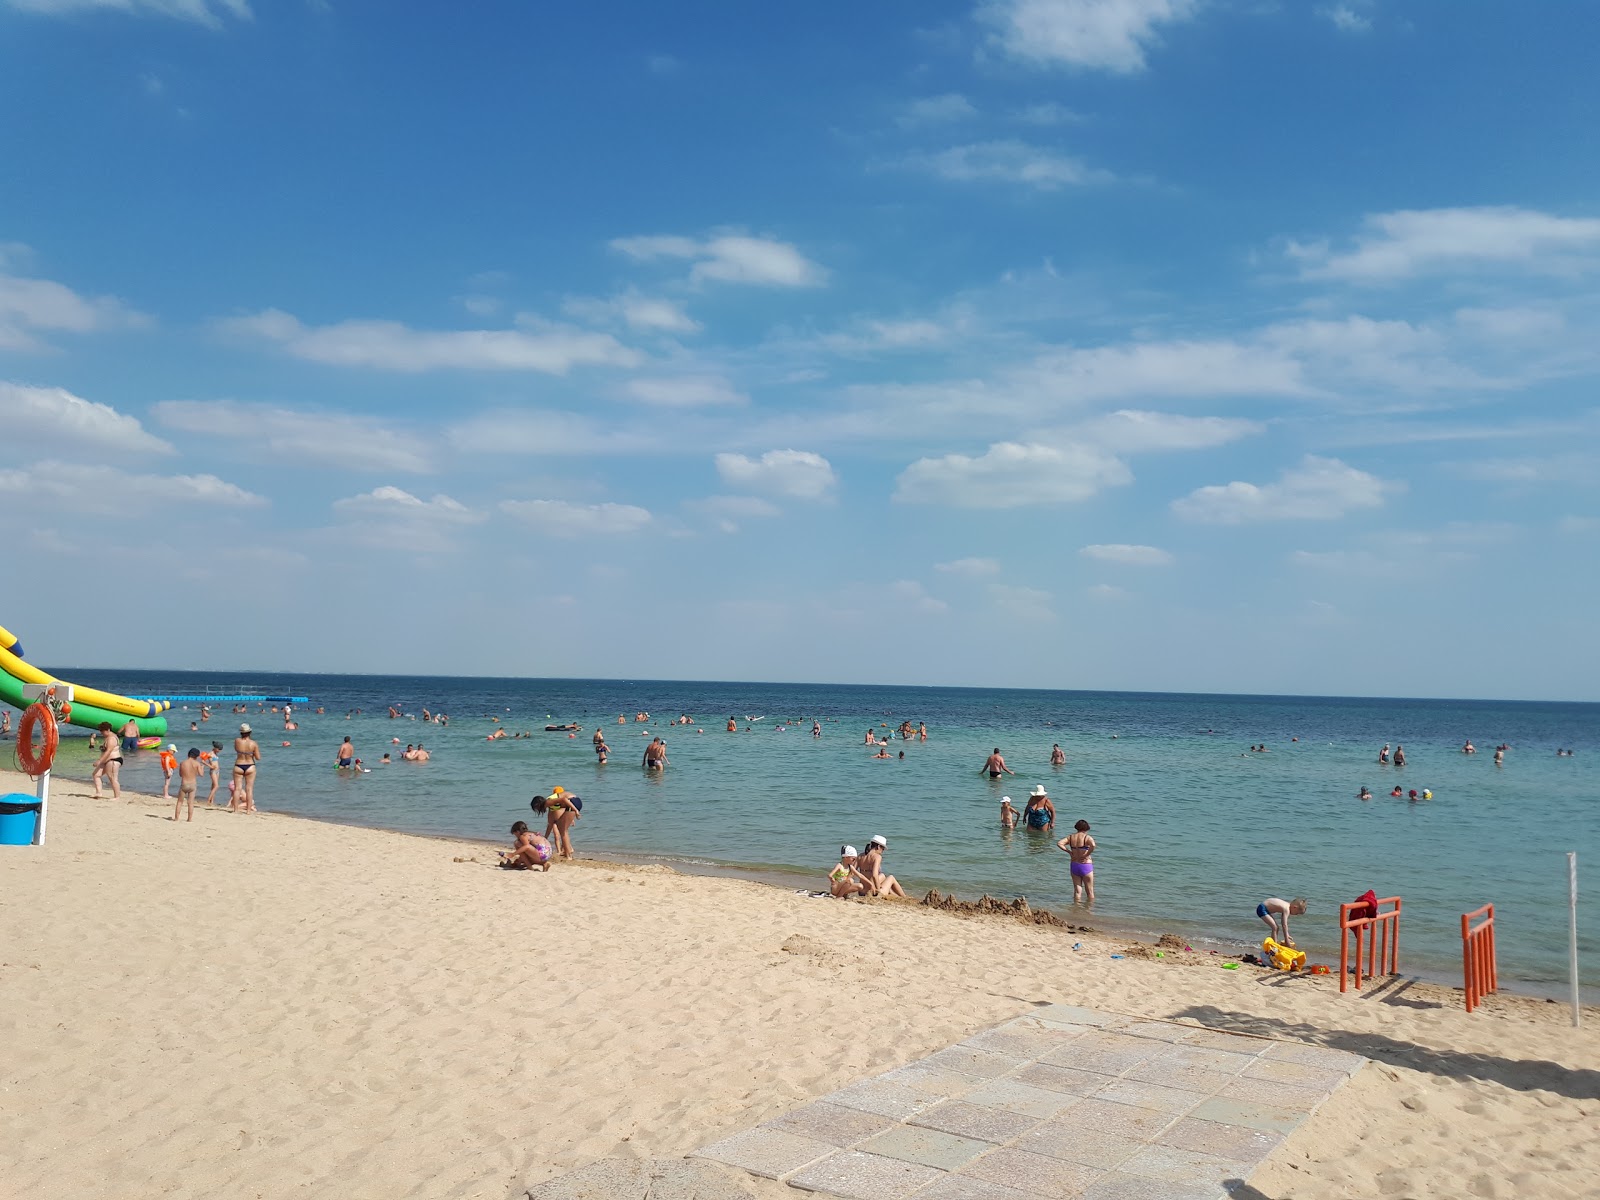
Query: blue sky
xmin=2 ymin=0 xmax=1598 ymax=699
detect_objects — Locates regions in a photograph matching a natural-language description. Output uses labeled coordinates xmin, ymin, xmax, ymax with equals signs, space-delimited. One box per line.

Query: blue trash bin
xmin=0 ymin=793 xmax=41 ymax=845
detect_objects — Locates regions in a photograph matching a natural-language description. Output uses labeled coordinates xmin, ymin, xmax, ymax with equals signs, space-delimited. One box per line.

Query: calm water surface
xmin=41 ymin=671 xmax=1599 ymax=1000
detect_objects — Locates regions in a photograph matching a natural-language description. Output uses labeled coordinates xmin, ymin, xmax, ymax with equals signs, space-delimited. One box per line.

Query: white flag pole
xmin=1570 ymin=853 xmax=1581 ymax=1029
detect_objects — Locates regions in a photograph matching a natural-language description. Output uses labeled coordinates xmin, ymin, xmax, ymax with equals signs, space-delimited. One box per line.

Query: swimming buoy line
xmin=15 ymin=701 xmax=58 ymax=776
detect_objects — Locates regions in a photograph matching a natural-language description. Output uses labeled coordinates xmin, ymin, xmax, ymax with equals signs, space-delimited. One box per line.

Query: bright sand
xmin=0 ymin=771 xmax=1595 ymax=1199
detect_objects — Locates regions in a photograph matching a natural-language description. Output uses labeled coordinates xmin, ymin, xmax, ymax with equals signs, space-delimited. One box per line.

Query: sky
xmin=2 ymin=0 xmax=1598 ymax=700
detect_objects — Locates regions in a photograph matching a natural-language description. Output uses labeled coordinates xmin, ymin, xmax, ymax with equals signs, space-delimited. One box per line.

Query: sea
xmin=33 ymin=670 xmax=1599 ymax=1003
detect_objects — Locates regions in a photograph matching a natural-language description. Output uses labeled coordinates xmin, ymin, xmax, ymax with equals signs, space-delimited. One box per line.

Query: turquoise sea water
xmin=33 ymin=671 xmax=1599 ymax=1001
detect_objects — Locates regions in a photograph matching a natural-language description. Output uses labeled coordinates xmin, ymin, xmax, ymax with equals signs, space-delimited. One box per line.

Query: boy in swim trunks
xmin=174 ymin=748 xmax=203 ymax=822
xmin=1057 ymin=820 xmax=1096 ymax=902
xmin=1255 ymin=896 xmax=1307 ymax=946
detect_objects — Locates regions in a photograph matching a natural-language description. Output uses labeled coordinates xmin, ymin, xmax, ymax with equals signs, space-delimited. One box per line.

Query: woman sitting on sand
xmin=500 ymin=821 xmax=553 ymax=871
xmin=531 ymin=790 xmax=581 ymax=860
xmin=858 ymin=835 xmax=907 ymax=898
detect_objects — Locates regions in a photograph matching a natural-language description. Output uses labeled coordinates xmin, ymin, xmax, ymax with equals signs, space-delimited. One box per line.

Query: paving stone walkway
xmin=695 ymin=1005 xmax=1364 ymax=1200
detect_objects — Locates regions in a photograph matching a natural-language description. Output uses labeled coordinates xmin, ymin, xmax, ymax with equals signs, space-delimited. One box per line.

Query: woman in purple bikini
xmin=1057 ymin=820 xmax=1096 ymax=903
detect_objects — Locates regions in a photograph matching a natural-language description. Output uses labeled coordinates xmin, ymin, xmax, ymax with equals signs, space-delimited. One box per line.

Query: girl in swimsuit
xmin=500 ymin=821 xmax=553 ymax=871
xmin=91 ymin=721 xmax=123 ymax=799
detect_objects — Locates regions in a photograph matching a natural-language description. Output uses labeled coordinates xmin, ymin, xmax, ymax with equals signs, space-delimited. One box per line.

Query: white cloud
xmin=685 ymin=494 xmax=782 ymax=534
xmin=332 ymin=486 xmax=481 ymax=525
xmin=1452 ymin=454 xmax=1598 ymax=485
xmin=890 ymin=580 xmax=949 ymax=614
xmin=1289 ymin=207 xmax=1600 ymax=283
xmin=0 ymin=460 xmax=264 ymax=514
xmin=500 ymin=499 xmax=653 ymax=537
xmin=1560 ymin=515 xmax=1600 ymax=534
xmin=1322 ymin=5 xmax=1372 ymax=34
xmin=0 ymin=268 xmax=149 ymax=351
xmin=610 ymin=233 xmax=827 ymax=288
xmin=1080 ymin=543 xmax=1172 ymax=565
xmin=564 ymin=289 xmax=701 ymax=334
xmin=715 ymin=449 xmax=837 ymax=499
xmin=7 ymin=0 xmax=251 ymax=28
xmin=155 ymin=399 xmax=433 ymax=472
xmin=898 ymin=93 xmax=978 ymax=126
xmin=1012 ymin=101 xmax=1084 ymax=125
xmin=625 ymin=375 xmax=747 ymax=408
xmin=1172 ymin=455 xmax=1390 ymax=523
xmin=218 ymin=308 xmax=640 ymax=373
xmin=447 ymin=410 xmax=658 ymax=457
xmin=895 ymin=441 xmax=1131 ymax=508
xmin=811 ymin=316 xmax=961 ymax=356
xmin=1079 ymin=409 xmax=1264 ymax=453
xmin=1453 ymin=306 xmax=1566 ymax=342
xmin=902 ymin=140 xmax=1112 ymax=189
xmin=978 ymin=0 xmax=1198 ymax=74
xmin=935 ymin=556 xmax=1002 ymax=577
xmin=0 ymin=381 xmax=172 ymax=456
xmin=989 ymin=583 xmax=1055 ymax=621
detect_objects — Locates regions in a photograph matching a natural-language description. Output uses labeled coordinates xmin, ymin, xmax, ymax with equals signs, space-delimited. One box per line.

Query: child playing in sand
xmin=500 ymin=821 xmax=553 ymax=871
xmin=174 ymin=749 xmax=203 ymax=822
xmin=999 ymin=797 xmax=1017 ymax=829
xmin=1255 ymin=896 xmax=1307 ymax=946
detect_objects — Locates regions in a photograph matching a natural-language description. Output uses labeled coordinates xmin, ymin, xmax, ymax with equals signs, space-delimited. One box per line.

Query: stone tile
xmin=964 ymin=1079 xmax=1085 ymax=1120
xmin=910 ymin=1099 xmax=1039 ymax=1145
xmin=1177 ymin=1029 xmax=1271 ymax=1057
xmin=825 ymin=1079 xmax=943 ymax=1121
xmin=1044 ymin=1098 xmax=1179 ymax=1141
xmin=1117 ymin=1021 xmax=1198 ymax=1044
xmin=962 ymin=1147 xmax=1106 ymax=1198
xmin=1260 ymin=1041 xmax=1365 ymax=1075
xmin=768 ymin=1101 xmax=899 ymax=1148
xmin=1081 ymin=1170 xmax=1226 ymax=1200
xmin=882 ymin=1064 xmax=989 ymax=1098
xmin=1119 ymin=1058 xmax=1237 ymax=1096
xmin=788 ymin=1150 xmax=945 ymax=1199
xmin=1091 ymin=1079 xmax=1205 ymax=1116
xmin=1033 ymin=1004 xmax=1128 ymax=1029
xmin=1157 ymin=1118 xmax=1280 ymax=1164
xmin=859 ymin=1125 xmax=992 ymax=1172
xmin=695 ymin=1127 xmax=834 ymax=1179
xmin=922 ymin=1046 xmax=1030 ymax=1080
xmin=1214 ymin=1076 xmax=1329 ymax=1113
xmin=1042 ymin=1031 xmax=1164 ymax=1076
xmin=1014 ymin=1122 xmax=1146 ymax=1170
xmin=1154 ymin=1046 xmax=1257 ymax=1077
xmin=1240 ymin=1058 xmax=1346 ymax=1091
xmin=1014 ymin=1062 xmax=1118 ymax=1097
xmin=963 ymin=1017 xmax=1091 ymax=1059
xmin=1187 ymin=1095 xmax=1304 ymax=1135
xmin=910 ymin=1174 xmax=1039 ymax=1200
xmin=1119 ymin=1143 xmax=1253 ymax=1188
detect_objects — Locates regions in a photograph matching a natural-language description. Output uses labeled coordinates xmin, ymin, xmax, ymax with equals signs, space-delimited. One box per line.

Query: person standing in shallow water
xmin=1058 ymin=820 xmax=1096 ymax=903
xmin=982 ymin=748 xmax=1014 ymax=778
xmin=1050 ymin=744 xmax=1065 ymax=766
xmin=1393 ymin=744 xmax=1406 ymax=768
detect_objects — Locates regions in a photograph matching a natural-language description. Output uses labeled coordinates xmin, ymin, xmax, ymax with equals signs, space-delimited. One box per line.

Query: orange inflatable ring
xmin=16 ymin=701 xmax=58 ymax=776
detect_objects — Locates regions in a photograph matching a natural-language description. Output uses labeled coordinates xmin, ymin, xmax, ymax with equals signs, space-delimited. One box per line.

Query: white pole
xmin=34 ymin=767 xmax=48 ymax=847
xmin=1570 ymin=852 xmax=1580 ymax=1029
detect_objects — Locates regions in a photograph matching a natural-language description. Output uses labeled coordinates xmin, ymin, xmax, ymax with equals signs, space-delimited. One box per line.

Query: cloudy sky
xmin=2 ymin=1 xmax=1597 ymax=699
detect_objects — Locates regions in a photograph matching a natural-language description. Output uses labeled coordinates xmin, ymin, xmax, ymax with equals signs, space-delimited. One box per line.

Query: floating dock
xmin=148 ymin=695 xmax=310 ymax=704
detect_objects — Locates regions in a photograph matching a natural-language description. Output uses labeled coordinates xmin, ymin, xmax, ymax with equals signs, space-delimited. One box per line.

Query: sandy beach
xmin=0 ymin=770 xmax=1595 ymax=1200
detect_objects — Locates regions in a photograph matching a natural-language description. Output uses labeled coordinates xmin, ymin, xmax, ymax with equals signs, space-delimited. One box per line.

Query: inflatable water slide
xmin=0 ymin=623 xmax=169 ymax=737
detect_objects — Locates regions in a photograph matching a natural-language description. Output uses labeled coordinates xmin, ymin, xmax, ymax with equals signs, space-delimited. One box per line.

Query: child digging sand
xmin=500 ymin=821 xmax=553 ymax=871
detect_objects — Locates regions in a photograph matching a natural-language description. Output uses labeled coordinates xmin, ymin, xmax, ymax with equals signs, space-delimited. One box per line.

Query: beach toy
xmin=1262 ymin=937 xmax=1307 ymax=972
xmin=1072 ymin=942 xmax=1082 ymax=950
xmin=1310 ymin=963 xmax=1331 ymax=975
xmin=1110 ymin=954 xmax=1125 ymax=960
xmin=1155 ymin=951 xmax=1164 ymax=958
xmin=1221 ymin=962 xmax=1240 ymax=969
xmin=136 ymin=736 xmax=161 ymax=750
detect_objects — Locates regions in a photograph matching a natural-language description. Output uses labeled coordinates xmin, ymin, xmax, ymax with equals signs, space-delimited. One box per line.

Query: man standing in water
xmin=643 ymin=737 xmax=667 ymax=770
xmin=1050 ymin=744 xmax=1066 ymax=766
xmin=982 ymin=748 xmax=1015 ymax=778
xmin=1394 ymin=744 xmax=1406 ymax=768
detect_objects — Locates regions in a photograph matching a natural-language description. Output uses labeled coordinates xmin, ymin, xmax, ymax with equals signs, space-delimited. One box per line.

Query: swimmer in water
xmin=1378 ymin=743 xmax=1390 ymax=764
xmin=1357 ymin=786 xmax=1372 ymax=801
xmin=1050 ymin=744 xmax=1065 ymax=766
xmin=999 ymin=796 xmax=1017 ymax=829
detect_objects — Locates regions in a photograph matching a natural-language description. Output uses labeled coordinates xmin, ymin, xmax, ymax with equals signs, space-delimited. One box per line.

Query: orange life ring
xmin=16 ymin=702 xmax=58 ymax=776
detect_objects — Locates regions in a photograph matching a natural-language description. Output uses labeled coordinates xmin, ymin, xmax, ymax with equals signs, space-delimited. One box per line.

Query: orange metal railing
xmin=1339 ymin=895 xmax=1402 ymax=993
xmin=1462 ymin=903 xmax=1498 ymax=1013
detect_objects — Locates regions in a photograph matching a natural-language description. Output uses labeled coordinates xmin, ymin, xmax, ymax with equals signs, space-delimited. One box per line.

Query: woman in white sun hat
xmin=858 ymin=835 xmax=906 ymax=898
